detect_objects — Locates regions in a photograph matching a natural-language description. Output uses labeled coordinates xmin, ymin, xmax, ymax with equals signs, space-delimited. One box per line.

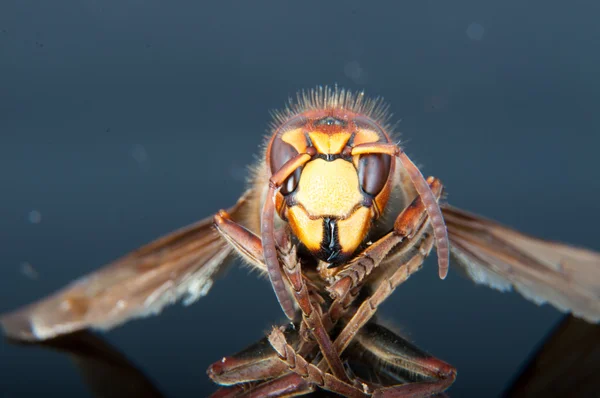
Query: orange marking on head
xmin=353 ymin=128 xmax=381 ymax=146
xmin=307 ymin=131 xmax=352 ymax=154
xmin=281 ymin=128 xmax=307 ymax=153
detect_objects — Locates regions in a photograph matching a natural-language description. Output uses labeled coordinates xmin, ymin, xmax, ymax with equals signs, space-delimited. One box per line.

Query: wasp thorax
xmin=267 ymin=109 xmax=394 ymax=265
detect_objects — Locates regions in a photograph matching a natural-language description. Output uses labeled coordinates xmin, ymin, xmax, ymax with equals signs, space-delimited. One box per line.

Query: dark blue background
xmin=1 ymin=1 xmax=599 ymax=397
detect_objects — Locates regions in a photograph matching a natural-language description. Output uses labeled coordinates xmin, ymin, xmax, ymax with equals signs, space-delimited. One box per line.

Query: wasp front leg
xmin=328 ymin=177 xmax=443 ymax=302
xmin=215 ymin=208 xmax=352 ymax=385
xmin=268 ymin=327 xmax=369 ymax=398
xmin=322 ymin=232 xmax=435 ymax=369
xmin=311 ymin=179 xmax=443 ymax=372
xmin=276 ymin=232 xmax=353 ymax=384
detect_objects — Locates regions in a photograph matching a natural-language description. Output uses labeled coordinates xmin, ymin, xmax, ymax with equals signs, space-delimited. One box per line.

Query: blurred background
xmin=1 ymin=1 xmax=599 ymax=397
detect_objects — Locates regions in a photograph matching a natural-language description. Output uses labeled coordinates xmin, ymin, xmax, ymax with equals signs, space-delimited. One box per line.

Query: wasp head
xmin=265 ymin=88 xmax=395 ymax=265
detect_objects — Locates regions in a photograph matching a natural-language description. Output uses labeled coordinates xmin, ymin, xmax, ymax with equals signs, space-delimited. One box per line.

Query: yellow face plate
xmin=294 ymin=159 xmax=363 ymax=218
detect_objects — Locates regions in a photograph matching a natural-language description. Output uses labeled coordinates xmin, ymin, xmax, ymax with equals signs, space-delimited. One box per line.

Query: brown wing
xmin=442 ymin=205 xmax=600 ymax=323
xmin=0 ymin=190 xmax=254 ymax=341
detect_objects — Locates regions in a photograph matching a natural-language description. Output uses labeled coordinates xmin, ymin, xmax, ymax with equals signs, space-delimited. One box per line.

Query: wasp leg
xmin=328 ymin=177 xmax=442 ymax=303
xmin=262 ymin=153 xmax=315 ymax=320
xmin=207 ymin=325 xmax=317 ymax=397
xmin=207 ymin=334 xmax=289 ymax=386
xmin=349 ymin=322 xmax=456 ymax=398
xmin=268 ymin=327 xmax=369 ymax=398
xmin=295 ymin=278 xmax=360 ymax=366
xmin=310 ymin=179 xmax=442 ymax=375
xmin=210 ymin=373 xmax=315 ymax=398
xmin=213 ymin=210 xmax=267 ymax=273
xmin=277 ymin=233 xmax=353 ymax=384
xmin=316 ymin=232 xmax=435 ymax=373
xmin=215 ymin=210 xmax=351 ymax=384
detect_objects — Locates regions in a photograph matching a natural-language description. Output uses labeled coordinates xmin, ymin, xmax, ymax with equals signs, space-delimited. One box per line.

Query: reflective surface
xmin=1 ymin=1 xmax=599 ymax=397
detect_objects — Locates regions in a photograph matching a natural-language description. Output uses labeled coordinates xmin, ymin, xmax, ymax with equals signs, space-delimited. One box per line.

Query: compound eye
xmin=357 ymin=153 xmax=391 ymax=196
xmin=270 ymin=138 xmax=302 ymax=195
xmin=353 ymin=116 xmax=392 ymax=197
xmin=269 ymin=116 xmax=307 ymax=195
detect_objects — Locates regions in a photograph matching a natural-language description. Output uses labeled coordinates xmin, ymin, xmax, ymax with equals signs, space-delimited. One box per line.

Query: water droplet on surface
xmin=344 ymin=60 xmax=368 ymax=84
xmin=466 ymin=23 xmax=485 ymax=41
xmin=28 ymin=210 xmax=42 ymax=224
xmin=20 ymin=262 xmax=39 ymax=280
xmin=131 ymin=144 xmax=149 ymax=166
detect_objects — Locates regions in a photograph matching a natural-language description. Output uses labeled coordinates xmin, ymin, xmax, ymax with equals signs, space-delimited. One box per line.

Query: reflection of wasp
xmin=2 ymin=87 xmax=599 ymax=397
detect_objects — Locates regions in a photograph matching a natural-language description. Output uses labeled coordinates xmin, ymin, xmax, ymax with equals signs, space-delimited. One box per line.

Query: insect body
xmin=1 ymin=87 xmax=599 ymax=397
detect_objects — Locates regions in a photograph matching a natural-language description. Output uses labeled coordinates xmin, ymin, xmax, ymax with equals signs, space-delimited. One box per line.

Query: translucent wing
xmin=442 ymin=205 xmax=600 ymax=323
xmin=0 ymin=190 xmax=254 ymax=341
